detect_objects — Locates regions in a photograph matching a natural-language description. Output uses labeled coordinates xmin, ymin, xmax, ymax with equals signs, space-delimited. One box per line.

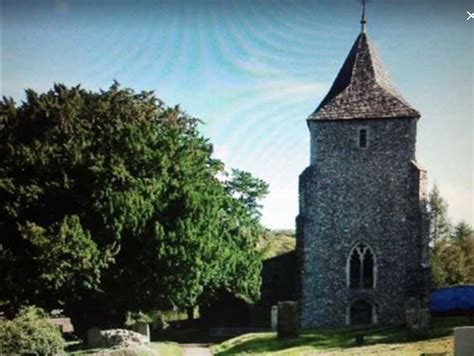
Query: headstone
xmin=405 ymin=297 xmax=430 ymax=337
xmin=271 ymin=305 xmax=278 ymax=331
xmin=87 ymin=327 xmax=104 ymax=348
xmin=134 ymin=322 xmax=150 ymax=343
xmin=277 ymin=301 xmax=299 ymax=338
xmin=454 ymin=326 xmax=474 ymax=356
xmin=355 ymin=335 xmax=364 ymax=345
xmin=48 ymin=317 xmax=74 ymax=333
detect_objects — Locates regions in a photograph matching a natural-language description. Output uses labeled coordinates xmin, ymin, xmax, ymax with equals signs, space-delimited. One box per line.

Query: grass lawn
xmin=211 ymin=316 xmax=474 ymax=355
xmin=140 ymin=342 xmax=182 ymax=356
xmin=68 ymin=341 xmax=181 ymax=355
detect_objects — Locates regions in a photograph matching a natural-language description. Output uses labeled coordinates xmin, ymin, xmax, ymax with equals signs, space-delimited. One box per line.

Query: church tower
xmin=296 ymin=11 xmax=430 ymax=327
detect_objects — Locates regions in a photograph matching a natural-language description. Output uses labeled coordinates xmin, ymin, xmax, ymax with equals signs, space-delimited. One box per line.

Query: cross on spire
xmin=360 ymin=0 xmax=367 ymax=33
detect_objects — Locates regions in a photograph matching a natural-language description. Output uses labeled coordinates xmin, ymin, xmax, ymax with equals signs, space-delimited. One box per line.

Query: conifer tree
xmin=428 ymin=185 xmax=451 ymax=244
xmin=428 ymin=186 xmax=474 ymax=288
xmin=0 ymin=83 xmax=267 ymax=328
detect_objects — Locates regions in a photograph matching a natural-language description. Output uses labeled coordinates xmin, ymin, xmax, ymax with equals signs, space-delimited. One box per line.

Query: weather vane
xmin=359 ymin=0 xmax=369 ymax=32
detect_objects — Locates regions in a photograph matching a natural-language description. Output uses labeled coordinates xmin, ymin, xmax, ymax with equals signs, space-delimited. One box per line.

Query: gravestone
xmin=48 ymin=317 xmax=74 ymax=333
xmin=277 ymin=301 xmax=299 ymax=338
xmin=271 ymin=305 xmax=278 ymax=331
xmin=133 ymin=322 xmax=150 ymax=343
xmin=354 ymin=335 xmax=365 ymax=345
xmin=87 ymin=327 xmax=104 ymax=348
xmin=405 ymin=297 xmax=430 ymax=337
xmin=454 ymin=327 xmax=474 ymax=356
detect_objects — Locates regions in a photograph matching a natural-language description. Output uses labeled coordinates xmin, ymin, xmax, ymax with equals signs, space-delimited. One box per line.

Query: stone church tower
xmin=296 ymin=15 xmax=430 ymax=327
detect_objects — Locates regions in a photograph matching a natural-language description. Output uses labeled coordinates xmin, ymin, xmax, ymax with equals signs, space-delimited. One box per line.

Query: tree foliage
xmin=428 ymin=186 xmax=474 ymax=288
xmin=428 ymin=185 xmax=451 ymax=244
xmin=0 ymin=306 xmax=65 ymax=355
xmin=0 ymin=83 xmax=268 ymax=323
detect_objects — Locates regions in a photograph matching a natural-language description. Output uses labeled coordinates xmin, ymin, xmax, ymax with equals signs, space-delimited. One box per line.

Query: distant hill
xmin=257 ymin=229 xmax=296 ymax=260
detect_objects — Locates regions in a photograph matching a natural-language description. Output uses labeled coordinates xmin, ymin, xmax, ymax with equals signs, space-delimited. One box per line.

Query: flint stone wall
xmin=297 ymin=118 xmax=430 ymax=327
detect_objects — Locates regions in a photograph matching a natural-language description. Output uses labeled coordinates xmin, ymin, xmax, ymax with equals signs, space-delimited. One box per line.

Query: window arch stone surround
xmin=345 ymin=241 xmax=377 ymax=289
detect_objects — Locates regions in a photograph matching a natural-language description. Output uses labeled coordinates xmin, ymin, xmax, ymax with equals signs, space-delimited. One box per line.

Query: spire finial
xmin=360 ymin=0 xmax=367 ymax=33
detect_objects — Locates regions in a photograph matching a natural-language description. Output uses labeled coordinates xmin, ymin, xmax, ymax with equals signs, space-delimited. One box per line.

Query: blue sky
xmin=1 ymin=0 xmax=472 ymax=228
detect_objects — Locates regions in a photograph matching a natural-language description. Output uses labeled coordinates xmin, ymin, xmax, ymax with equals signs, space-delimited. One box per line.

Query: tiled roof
xmin=308 ymin=32 xmax=420 ymax=121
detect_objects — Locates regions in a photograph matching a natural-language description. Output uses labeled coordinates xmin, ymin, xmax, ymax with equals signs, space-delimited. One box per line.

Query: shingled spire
xmin=308 ymin=21 xmax=419 ymax=121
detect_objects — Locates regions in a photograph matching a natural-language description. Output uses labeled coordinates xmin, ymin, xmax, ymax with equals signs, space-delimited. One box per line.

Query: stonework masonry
xmin=296 ymin=29 xmax=430 ymax=328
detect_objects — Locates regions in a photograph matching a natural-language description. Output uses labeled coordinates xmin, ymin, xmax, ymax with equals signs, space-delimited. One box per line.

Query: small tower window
xmin=358 ymin=127 xmax=368 ymax=148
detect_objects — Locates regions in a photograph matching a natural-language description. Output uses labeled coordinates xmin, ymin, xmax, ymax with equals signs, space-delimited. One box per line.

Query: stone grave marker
xmin=87 ymin=327 xmax=104 ymax=348
xmin=454 ymin=326 xmax=474 ymax=356
xmin=405 ymin=297 xmax=430 ymax=337
xmin=277 ymin=301 xmax=299 ymax=338
xmin=133 ymin=322 xmax=150 ymax=343
xmin=271 ymin=305 xmax=278 ymax=331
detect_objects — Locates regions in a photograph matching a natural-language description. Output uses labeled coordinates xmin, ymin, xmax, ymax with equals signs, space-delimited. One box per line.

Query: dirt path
xmin=180 ymin=343 xmax=213 ymax=356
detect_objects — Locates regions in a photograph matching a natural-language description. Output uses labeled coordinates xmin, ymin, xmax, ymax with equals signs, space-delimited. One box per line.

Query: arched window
xmin=347 ymin=242 xmax=375 ymax=289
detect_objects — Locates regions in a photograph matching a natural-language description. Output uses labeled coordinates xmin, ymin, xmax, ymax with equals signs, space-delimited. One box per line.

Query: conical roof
xmin=308 ymin=32 xmax=419 ymax=121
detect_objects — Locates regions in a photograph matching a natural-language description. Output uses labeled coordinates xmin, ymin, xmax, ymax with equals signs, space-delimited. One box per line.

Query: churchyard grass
xmin=211 ymin=316 xmax=474 ymax=355
xmin=68 ymin=341 xmax=181 ymax=355
xmin=140 ymin=342 xmax=182 ymax=356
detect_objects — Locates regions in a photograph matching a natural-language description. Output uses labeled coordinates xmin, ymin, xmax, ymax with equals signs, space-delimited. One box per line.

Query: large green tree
xmin=427 ymin=186 xmax=474 ymax=288
xmin=0 ymin=83 xmax=267 ymax=326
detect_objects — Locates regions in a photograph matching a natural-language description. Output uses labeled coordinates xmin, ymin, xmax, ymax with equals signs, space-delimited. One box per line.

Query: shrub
xmin=0 ymin=306 xmax=65 ymax=355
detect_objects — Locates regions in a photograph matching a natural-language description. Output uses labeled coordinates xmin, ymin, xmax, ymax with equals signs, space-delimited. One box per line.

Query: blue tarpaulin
xmin=431 ymin=285 xmax=474 ymax=313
